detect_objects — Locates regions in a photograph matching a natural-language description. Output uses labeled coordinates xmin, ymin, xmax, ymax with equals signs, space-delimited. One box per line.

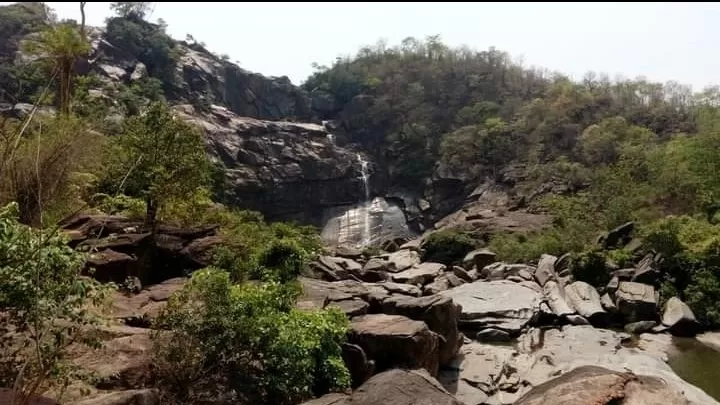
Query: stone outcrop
xmin=661 ymin=297 xmax=700 ymax=337
xmin=615 ymin=282 xmax=658 ymax=323
xmin=440 ymin=280 xmax=542 ymax=335
xmin=348 ymin=314 xmax=440 ymax=377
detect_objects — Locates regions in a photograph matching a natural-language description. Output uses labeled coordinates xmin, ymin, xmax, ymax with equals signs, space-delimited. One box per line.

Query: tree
xmin=24 ymin=23 xmax=90 ymax=115
xmin=110 ymin=2 xmax=153 ymax=19
xmin=111 ymin=101 xmax=211 ymax=230
xmin=0 ymin=202 xmax=110 ymax=405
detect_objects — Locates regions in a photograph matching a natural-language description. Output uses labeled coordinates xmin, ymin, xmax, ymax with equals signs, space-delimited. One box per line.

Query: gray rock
xmin=616 ymin=282 xmax=658 ymax=323
xmin=452 ymin=265 xmax=475 ymax=282
xmin=384 ymin=249 xmax=421 ymax=273
xmin=392 ymin=262 xmax=445 ymax=285
xmin=600 ymin=293 xmax=617 ymax=313
xmin=481 ymin=262 xmax=536 ymax=281
xmin=633 ymin=253 xmax=660 ymax=284
xmin=299 ymin=393 xmax=350 ymax=405
xmin=335 ymin=246 xmax=364 ymax=260
xmin=543 ymin=280 xmax=574 ymax=317
xmin=440 ymin=280 xmax=542 ymax=334
xmin=607 ymin=275 xmax=620 ymax=291
xmin=382 ymin=294 xmax=462 ymax=366
xmin=352 ymin=369 xmax=463 ymax=405
xmin=463 ymin=249 xmax=497 ymax=270
xmin=534 ymin=254 xmax=557 ymax=286
xmin=349 ymin=314 xmax=440 ymax=376
xmin=564 ymin=281 xmax=608 ymax=326
xmin=476 ymin=328 xmax=512 ymax=342
xmin=375 ymin=281 xmax=422 ymax=297
xmin=625 ymin=320 xmax=657 ymax=334
xmin=661 ymin=297 xmax=700 ymax=336
xmin=341 ymin=343 xmax=374 ymax=388
xmin=327 ymin=298 xmax=369 ymax=317
xmin=424 ymin=273 xmax=465 ymax=296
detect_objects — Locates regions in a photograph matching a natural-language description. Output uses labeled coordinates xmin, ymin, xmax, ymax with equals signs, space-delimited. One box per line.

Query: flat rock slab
xmin=349 ymin=314 xmax=440 ymax=376
xmin=440 ymin=280 xmax=541 ymax=334
xmin=352 ymin=369 xmax=463 ymax=405
xmin=391 ymin=262 xmax=445 ymax=285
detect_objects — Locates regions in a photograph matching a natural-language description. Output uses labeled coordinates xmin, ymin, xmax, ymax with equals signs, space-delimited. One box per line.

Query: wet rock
xmin=349 ymin=314 xmax=440 ymax=376
xmin=352 ymin=369 xmax=463 ymax=405
xmin=463 ymin=249 xmax=497 ymax=269
xmin=564 ymin=281 xmax=608 ymax=326
xmin=534 ymin=254 xmax=557 ymax=286
xmin=391 ymin=262 xmax=445 ymax=285
xmin=440 ymin=280 xmax=542 ymax=335
xmin=661 ymin=297 xmax=700 ymax=337
xmin=381 ymin=295 xmax=462 ymax=365
xmin=625 ymin=321 xmax=657 ymax=334
xmin=615 ymin=282 xmax=658 ymax=323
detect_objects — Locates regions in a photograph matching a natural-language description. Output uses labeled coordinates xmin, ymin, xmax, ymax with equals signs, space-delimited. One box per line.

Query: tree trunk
xmin=145 ymin=197 xmax=158 ymax=233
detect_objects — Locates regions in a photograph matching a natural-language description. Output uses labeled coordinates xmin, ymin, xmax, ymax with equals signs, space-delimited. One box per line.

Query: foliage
xmin=0 ymin=202 xmax=112 ymax=405
xmin=421 ymin=229 xmax=476 ymax=265
xmin=105 ymin=14 xmax=177 ymax=86
xmin=642 ymin=216 xmax=720 ymax=326
xmin=102 ymin=101 xmax=211 ymax=227
xmin=0 ymin=115 xmax=106 ymax=226
xmin=110 ymin=2 xmax=153 ymax=19
xmin=153 ymin=268 xmax=350 ymax=405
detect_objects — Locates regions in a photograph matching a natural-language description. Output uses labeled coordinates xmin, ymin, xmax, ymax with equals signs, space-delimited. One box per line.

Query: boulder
xmin=328 ymin=298 xmax=369 ymax=317
xmin=352 ymin=369 xmax=463 ymax=405
xmin=599 ymin=221 xmax=635 ymax=250
xmin=600 ymin=293 xmax=617 ymax=313
xmin=335 ymin=246 xmax=364 ymax=260
xmin=341 ymin=343 xmax=374 ymax=388
xmin=625 ymin=321 xmax=657 ymax=334
xmin=543 ymin=280 xmax=574 ymax=318
xmin=463 ymin=249 xmax=497 ymax=269
xmin=480 ymin=262 xmax=536 ymax=281
xmin=391 ymin=262 xmax=445 ymax=285
xmin=423 ymin=273 xmax=465 ymax=295
xmin=661 ymin=297 xmax=700 ymax=337
xmin=440 ymin=280 xmax=542 ymax=335
xmin=534 ymin=254 xmax=557 ymax=286
xmin=299 ymin=393 xmax=350 ymax=405
xmin=179 ymin=235 xmax=223 ymax=267
xmin=86 ymin=249 xmax=136 ymax=283
xmin=564 ymin=281 xmax=608 ymax=326
xmin=615 ymin=282 xmax=658 ymax=323
xmin=349 ymin=314 xmax=440 ymax=376
xmin=70 ymin=389 xmax=159 ymax=405
xmin=514 ymin=366 xmax=693 ymax=405
xmin=452 ymin=265 xmax=476 ymax=282
xmin=632 ymin=253 xmax=660 ymax=285
xmin=71 ymin=333 xmax=153 ymax=389
xmin=382 ymin=295 xmax=462 ymax=365
xmin=383 ymin=249 xmax=421 ymax=272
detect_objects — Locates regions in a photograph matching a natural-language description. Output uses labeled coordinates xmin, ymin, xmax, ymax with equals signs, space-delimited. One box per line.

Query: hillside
xmin=3 ymin=2 xmax=720 ymax=405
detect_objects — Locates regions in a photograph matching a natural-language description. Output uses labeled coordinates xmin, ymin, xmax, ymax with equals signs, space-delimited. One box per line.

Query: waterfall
xmin=357 ymin=153 xmax=371 ymax=247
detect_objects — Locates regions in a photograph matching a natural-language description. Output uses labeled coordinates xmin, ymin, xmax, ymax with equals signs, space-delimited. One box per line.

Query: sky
xmin=4 ymin=2 xmax=720 ymax=90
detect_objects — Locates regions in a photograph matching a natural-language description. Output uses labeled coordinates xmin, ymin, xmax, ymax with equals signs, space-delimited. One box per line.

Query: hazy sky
xmin=5 ymin=2 xmax=720 ymax=90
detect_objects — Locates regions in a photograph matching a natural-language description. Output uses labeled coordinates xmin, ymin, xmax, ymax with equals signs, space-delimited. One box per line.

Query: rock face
xmin=60 ymin=214 xmax=219 ymax=286
xmin=348 ymin=314 xmax=440 ymax=376
xmin=440 ymin=280 xmax=542 ymax=335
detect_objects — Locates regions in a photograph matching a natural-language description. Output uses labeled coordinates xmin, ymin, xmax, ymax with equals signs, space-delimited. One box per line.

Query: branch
xmin=79 ymin=2 xmax=87 ymax=39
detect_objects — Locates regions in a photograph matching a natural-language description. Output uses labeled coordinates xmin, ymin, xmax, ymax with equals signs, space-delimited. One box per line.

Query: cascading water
xmin=357 ymin=153 xmax=371 ymax=247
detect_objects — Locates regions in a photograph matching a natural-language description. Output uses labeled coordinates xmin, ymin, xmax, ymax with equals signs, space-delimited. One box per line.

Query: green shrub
xmin=422 ymin=229 xmax=476 ymax=265
xmin=570 ymin=248 xmax=612 ymax=287
xmin=0 ymin=202 xmax=112 ymax=403
xmin=153 ymin=268 xmax=350 ymax=405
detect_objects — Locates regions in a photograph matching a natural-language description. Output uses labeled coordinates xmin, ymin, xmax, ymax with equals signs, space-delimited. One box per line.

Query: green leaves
xmin=153 ymin=268 xmax=350 ymax=404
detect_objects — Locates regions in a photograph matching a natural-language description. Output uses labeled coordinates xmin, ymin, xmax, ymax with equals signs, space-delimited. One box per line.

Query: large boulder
xmin=382 ymin=295 xmax=462 ymax=365
xmin=391 ymin=262 xmax=445 ymax=285
xmin=661 ymin=297 xmax=700 ymax=337
xmin=564 ymin=281 xmax=608 ymax=326
xmin=348 ymin=314 xmax=440 ymax=376
xmin=351 ymin=369 xmax=463 ymax=405
xmin=463 ymin=249 xmax=497 ymax=269
xmin=514 ymin=366 xmax=693 ymax=405
xmin=383 ymin=250 xmax=421 ymax=272
xmin=543 ymin=280 xmax=574 ymax=318
xmin=440 ymin=280 xmax=542 ymax=335
xmin=534 ymin=254 xmax=557 ymax=286
xmin=615 ymin=282 xmax=658 ymax=323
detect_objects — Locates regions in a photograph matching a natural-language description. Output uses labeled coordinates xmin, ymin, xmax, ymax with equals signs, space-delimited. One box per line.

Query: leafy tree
xmin=422 ymin=229 xmax=476 ymax=265
xmin=153 ymin=268 xmax=350 ymax=405
xmin=24 ymin=22 xmax=90 ymax=115
xmin=0 ymin=202 xmax=111 ymax=405
xmin=110 ymin=2 xmax=153 ymax=19
xmin=107 ymin=101 xmax=211 ymax=230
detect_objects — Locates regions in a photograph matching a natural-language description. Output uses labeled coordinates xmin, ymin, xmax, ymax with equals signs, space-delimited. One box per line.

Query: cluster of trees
xmin=0 ymin=3 xmax=349 ymax=405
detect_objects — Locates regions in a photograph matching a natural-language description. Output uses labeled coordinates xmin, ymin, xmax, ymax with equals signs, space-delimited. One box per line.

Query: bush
xmin=569 ymin=248 xmax=612 ymax=287
xmin=0 ymin=202 xmax=112 ymax=404
xmin=153 ymin=268 xmax=350 ymax=405
xmin=422 ymin=229 xmax=476 ymax=265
